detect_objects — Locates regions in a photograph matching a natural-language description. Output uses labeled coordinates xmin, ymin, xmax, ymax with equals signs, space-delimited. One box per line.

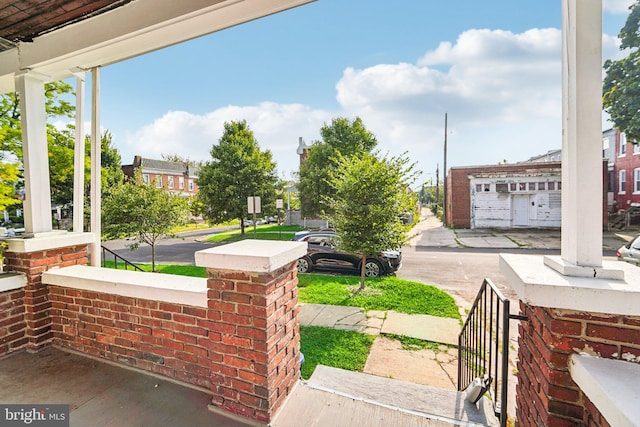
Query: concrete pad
xmin=414 ymin=226 xmax=458 ymax=248
xmin=298 ymin=303 xmax=370 ymax=332
xmin=0 ymin=347 xmax=251 ymax=427
xmin=457 ymin=236 xmax=519 ymax=249
xmin=364 ymin=337 xmax=455 ymax=390
xmin=297 ymin=303 xmax=325 ymax=326
xmin=381 ymin=311 xmax=461 ymax=346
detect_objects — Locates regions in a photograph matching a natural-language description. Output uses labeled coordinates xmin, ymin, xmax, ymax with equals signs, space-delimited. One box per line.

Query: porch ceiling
xmin=0 ymin=0 xmax=315 ymax=94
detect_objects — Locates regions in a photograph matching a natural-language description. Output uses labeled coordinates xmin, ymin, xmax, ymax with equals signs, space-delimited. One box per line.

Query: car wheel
xmin=297 ymin=256 xmax=312 ymax=273
xmin=364 ymin=259 xmax=382 ymax=277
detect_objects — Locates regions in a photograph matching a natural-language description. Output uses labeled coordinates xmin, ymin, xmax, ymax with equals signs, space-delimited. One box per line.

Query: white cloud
xmin=335 ymin=28 xmax=563 ymax=176
xmin=121 ymin=103 xmax=333 ymax=178
xmin=603 ymin=0 xmax=634 ymax=14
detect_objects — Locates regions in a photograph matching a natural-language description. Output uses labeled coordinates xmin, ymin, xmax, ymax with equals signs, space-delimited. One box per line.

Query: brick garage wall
xmin=48 ymin=286 xmax=212 ymax=389
xmin=0 ymin=288 xmax=27 ymax=356
xmin=206 ymin=260 xmax=300 ymax=423
xmin=517 ymin=303 xmax=640 ymax=426
xmin=447 ymin=168 xmax=472 ymax=228
xmin=2 ymin=244 xmax=89 ymax=352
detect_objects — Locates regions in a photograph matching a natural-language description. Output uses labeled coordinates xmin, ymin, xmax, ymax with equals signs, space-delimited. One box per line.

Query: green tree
xmin=0 ymin=162 xmax=20 ymax=213
xmin=102 ymin=176 xmax=190 ymax=271
xmin=100 ymin=131 xmax=124 ymax=198
xmin=326 ymin=152 xmax=418 ymax=289
xmin=1 ymin=81 xmax=79 ymax=206
xmin=603 ymin=1 xmax=640 ymax=142
xmin=298 ymin=117 xmax=377 ymax=217
xmin=0 ymin=81 xmax=74 ymax=158
xmin=197 ymin=120 xmax=278 ymax=233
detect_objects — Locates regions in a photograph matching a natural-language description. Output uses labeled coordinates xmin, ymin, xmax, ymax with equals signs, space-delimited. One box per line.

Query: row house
xmin=122 ymin=156 xmax=199 ymax=197
xmin=603 ymin=128 xmax=640 ymax=212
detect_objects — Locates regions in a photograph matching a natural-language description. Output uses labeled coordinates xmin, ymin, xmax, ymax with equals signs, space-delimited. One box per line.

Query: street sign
xmin=247 ymin=196 xmax=261 ymax=214
xmin=276 ymin=198 xmax=283 ymax=209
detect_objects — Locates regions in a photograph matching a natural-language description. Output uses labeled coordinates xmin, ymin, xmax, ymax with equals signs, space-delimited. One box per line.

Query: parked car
xmin=617 ymin=235 xmax=640 ymax=266
xmin=292 ymin=230 xmax=401 ymax=277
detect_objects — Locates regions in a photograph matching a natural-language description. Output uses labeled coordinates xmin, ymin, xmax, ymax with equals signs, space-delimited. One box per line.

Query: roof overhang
xmin=0 ymin=0 xmax=315 ymax=94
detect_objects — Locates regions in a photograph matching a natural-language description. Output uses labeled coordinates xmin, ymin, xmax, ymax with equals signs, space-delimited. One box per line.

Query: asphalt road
xmin=100 ymin=227 xmax=231 ymax=265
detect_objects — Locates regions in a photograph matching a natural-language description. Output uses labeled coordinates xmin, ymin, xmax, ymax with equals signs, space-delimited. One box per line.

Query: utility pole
xmin=435 ymin=164 xmax=440 ymax=209
xmin=443 ymin=112 xmax=448 ymax=226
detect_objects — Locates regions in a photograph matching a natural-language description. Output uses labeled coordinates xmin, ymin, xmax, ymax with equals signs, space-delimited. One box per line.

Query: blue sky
xmin=85 ymin=0 xmax=633 ymax=185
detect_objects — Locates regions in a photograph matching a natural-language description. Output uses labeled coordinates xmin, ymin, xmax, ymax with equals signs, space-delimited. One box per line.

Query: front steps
xmin=271 ymin=365 xmax=500 ymax=426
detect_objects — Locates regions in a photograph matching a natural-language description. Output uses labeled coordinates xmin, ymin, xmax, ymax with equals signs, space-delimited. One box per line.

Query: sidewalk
xmin=408 ymin=209 xmax=635 ymax=251
xmin=298 ymin=303 xmax=462 ymax=390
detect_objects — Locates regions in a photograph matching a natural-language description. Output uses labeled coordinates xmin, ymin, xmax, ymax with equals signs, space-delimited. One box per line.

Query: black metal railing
xmin=457 ymin=278 xmax=527 ymax=427
xmin=101 ymin=245 xmax=144 ymax=272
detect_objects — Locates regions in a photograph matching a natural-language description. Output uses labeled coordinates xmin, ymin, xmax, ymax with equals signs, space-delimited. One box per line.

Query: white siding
xmin=470 ymin=175 xmax=561 ymax=229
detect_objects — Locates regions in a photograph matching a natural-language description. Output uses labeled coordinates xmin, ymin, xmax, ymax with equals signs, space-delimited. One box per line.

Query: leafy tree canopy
xmin=603 ymin=1 xmax=640 ymax=142
xmin=102 ymin=175 xmax=190 ymax=271
xmin=326 ymin=151 xmax=418 ymax=288
xmin=197 ymin=120 xmax=278 ymax=232
xmin=298 ymin=117 xmax=377 ymax=217
xmin=0 ymin=81 xmax=74 ymax=158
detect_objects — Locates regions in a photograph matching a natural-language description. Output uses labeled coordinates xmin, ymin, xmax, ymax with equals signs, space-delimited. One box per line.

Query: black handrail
xmin=101 ymin=245 xmax=144 ymax=272
xmin=457 ymin=278 xmax=527 ymax=427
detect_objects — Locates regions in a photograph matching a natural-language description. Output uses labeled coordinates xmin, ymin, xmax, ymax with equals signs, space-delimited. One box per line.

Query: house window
xmin=528 ymin=183 xmax=536 ymax=191
xmin=557 ymin=181 xmax=561 ymax=190
xmin=620 ymin=133 xmax=627 ymax=156
xmin=496 ymin=183 xmax=509 ymax=193
xmin=475 ymin=184 xmax=482 ymax=192
xmin=167 ymin=176 xmax=174 ymax=189
xmin=188 ymin=179 xmax=194 ymax=191
xmin=155 ymin=175 xmax=162 ymax=188
xmin=518 ymin=182 xmax=526 ymax=191
xmin=634 ymin=144 xmax=640 ymax=154
xmin=548 ymin=182 xmax=555 ymax=191
xmin=142 ymin=174 xmax=150 ymax=184
xmin=620 ymin=170 xmax=626 ymax=193
xmin=179 ymin=176 xmax=185 ymax=189
xmin=635 ymin=169 xmax=640 ymax=193
xmin=510 ymin=183 xmax=517 ymax=191
xmin=538 ymin=182 xmax=546 ymax=190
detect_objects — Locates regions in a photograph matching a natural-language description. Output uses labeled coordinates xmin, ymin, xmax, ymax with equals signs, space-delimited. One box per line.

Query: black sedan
xmin=292 ymin=230 xmax=401 ymax=277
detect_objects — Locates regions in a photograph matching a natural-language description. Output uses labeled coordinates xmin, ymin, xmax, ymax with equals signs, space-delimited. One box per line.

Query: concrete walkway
xmin=298 ymin=303 xmax=462 ymax=390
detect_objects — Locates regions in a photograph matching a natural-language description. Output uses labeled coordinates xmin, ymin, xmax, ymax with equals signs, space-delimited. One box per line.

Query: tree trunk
xmin=151 ymin=243 xmax=156 ymax=272
xmin=360 ymin=254 xmax=366 ymax=290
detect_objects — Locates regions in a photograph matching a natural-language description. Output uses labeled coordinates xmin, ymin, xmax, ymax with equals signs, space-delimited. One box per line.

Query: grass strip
xmin=299 ymin=326 xmax=375 ymax=380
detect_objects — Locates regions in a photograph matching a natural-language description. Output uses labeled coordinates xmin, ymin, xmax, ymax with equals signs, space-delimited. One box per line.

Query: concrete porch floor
xmin=0 ymin=347 xmax=252 ymax=427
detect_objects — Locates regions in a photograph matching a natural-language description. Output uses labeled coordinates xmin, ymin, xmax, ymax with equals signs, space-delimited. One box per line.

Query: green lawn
xmin=299 ymin=326 xmax=375 ymax=380
xmin=298 ymin=273 xmax=460 ymax=319
xmin=204 ymin=224 xmax=304 ymax=243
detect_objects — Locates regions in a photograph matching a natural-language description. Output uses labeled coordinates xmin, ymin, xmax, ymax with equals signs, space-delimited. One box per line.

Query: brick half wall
xmin=517 ymin=303 xmax=640 ymax=426
xmin=48 ymin=286 xmax=213 ymax=388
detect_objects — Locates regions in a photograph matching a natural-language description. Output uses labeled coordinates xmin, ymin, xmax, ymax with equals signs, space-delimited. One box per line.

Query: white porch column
xmin=73 ymin=72 xmax=86 ymax=233
xmin=90 ymin=68 xmax=101 ymax=266
xmin=15 ymin=71 xmax=53 ymax=236
xmin=560 ymin=0 xmax=603 ymax=268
